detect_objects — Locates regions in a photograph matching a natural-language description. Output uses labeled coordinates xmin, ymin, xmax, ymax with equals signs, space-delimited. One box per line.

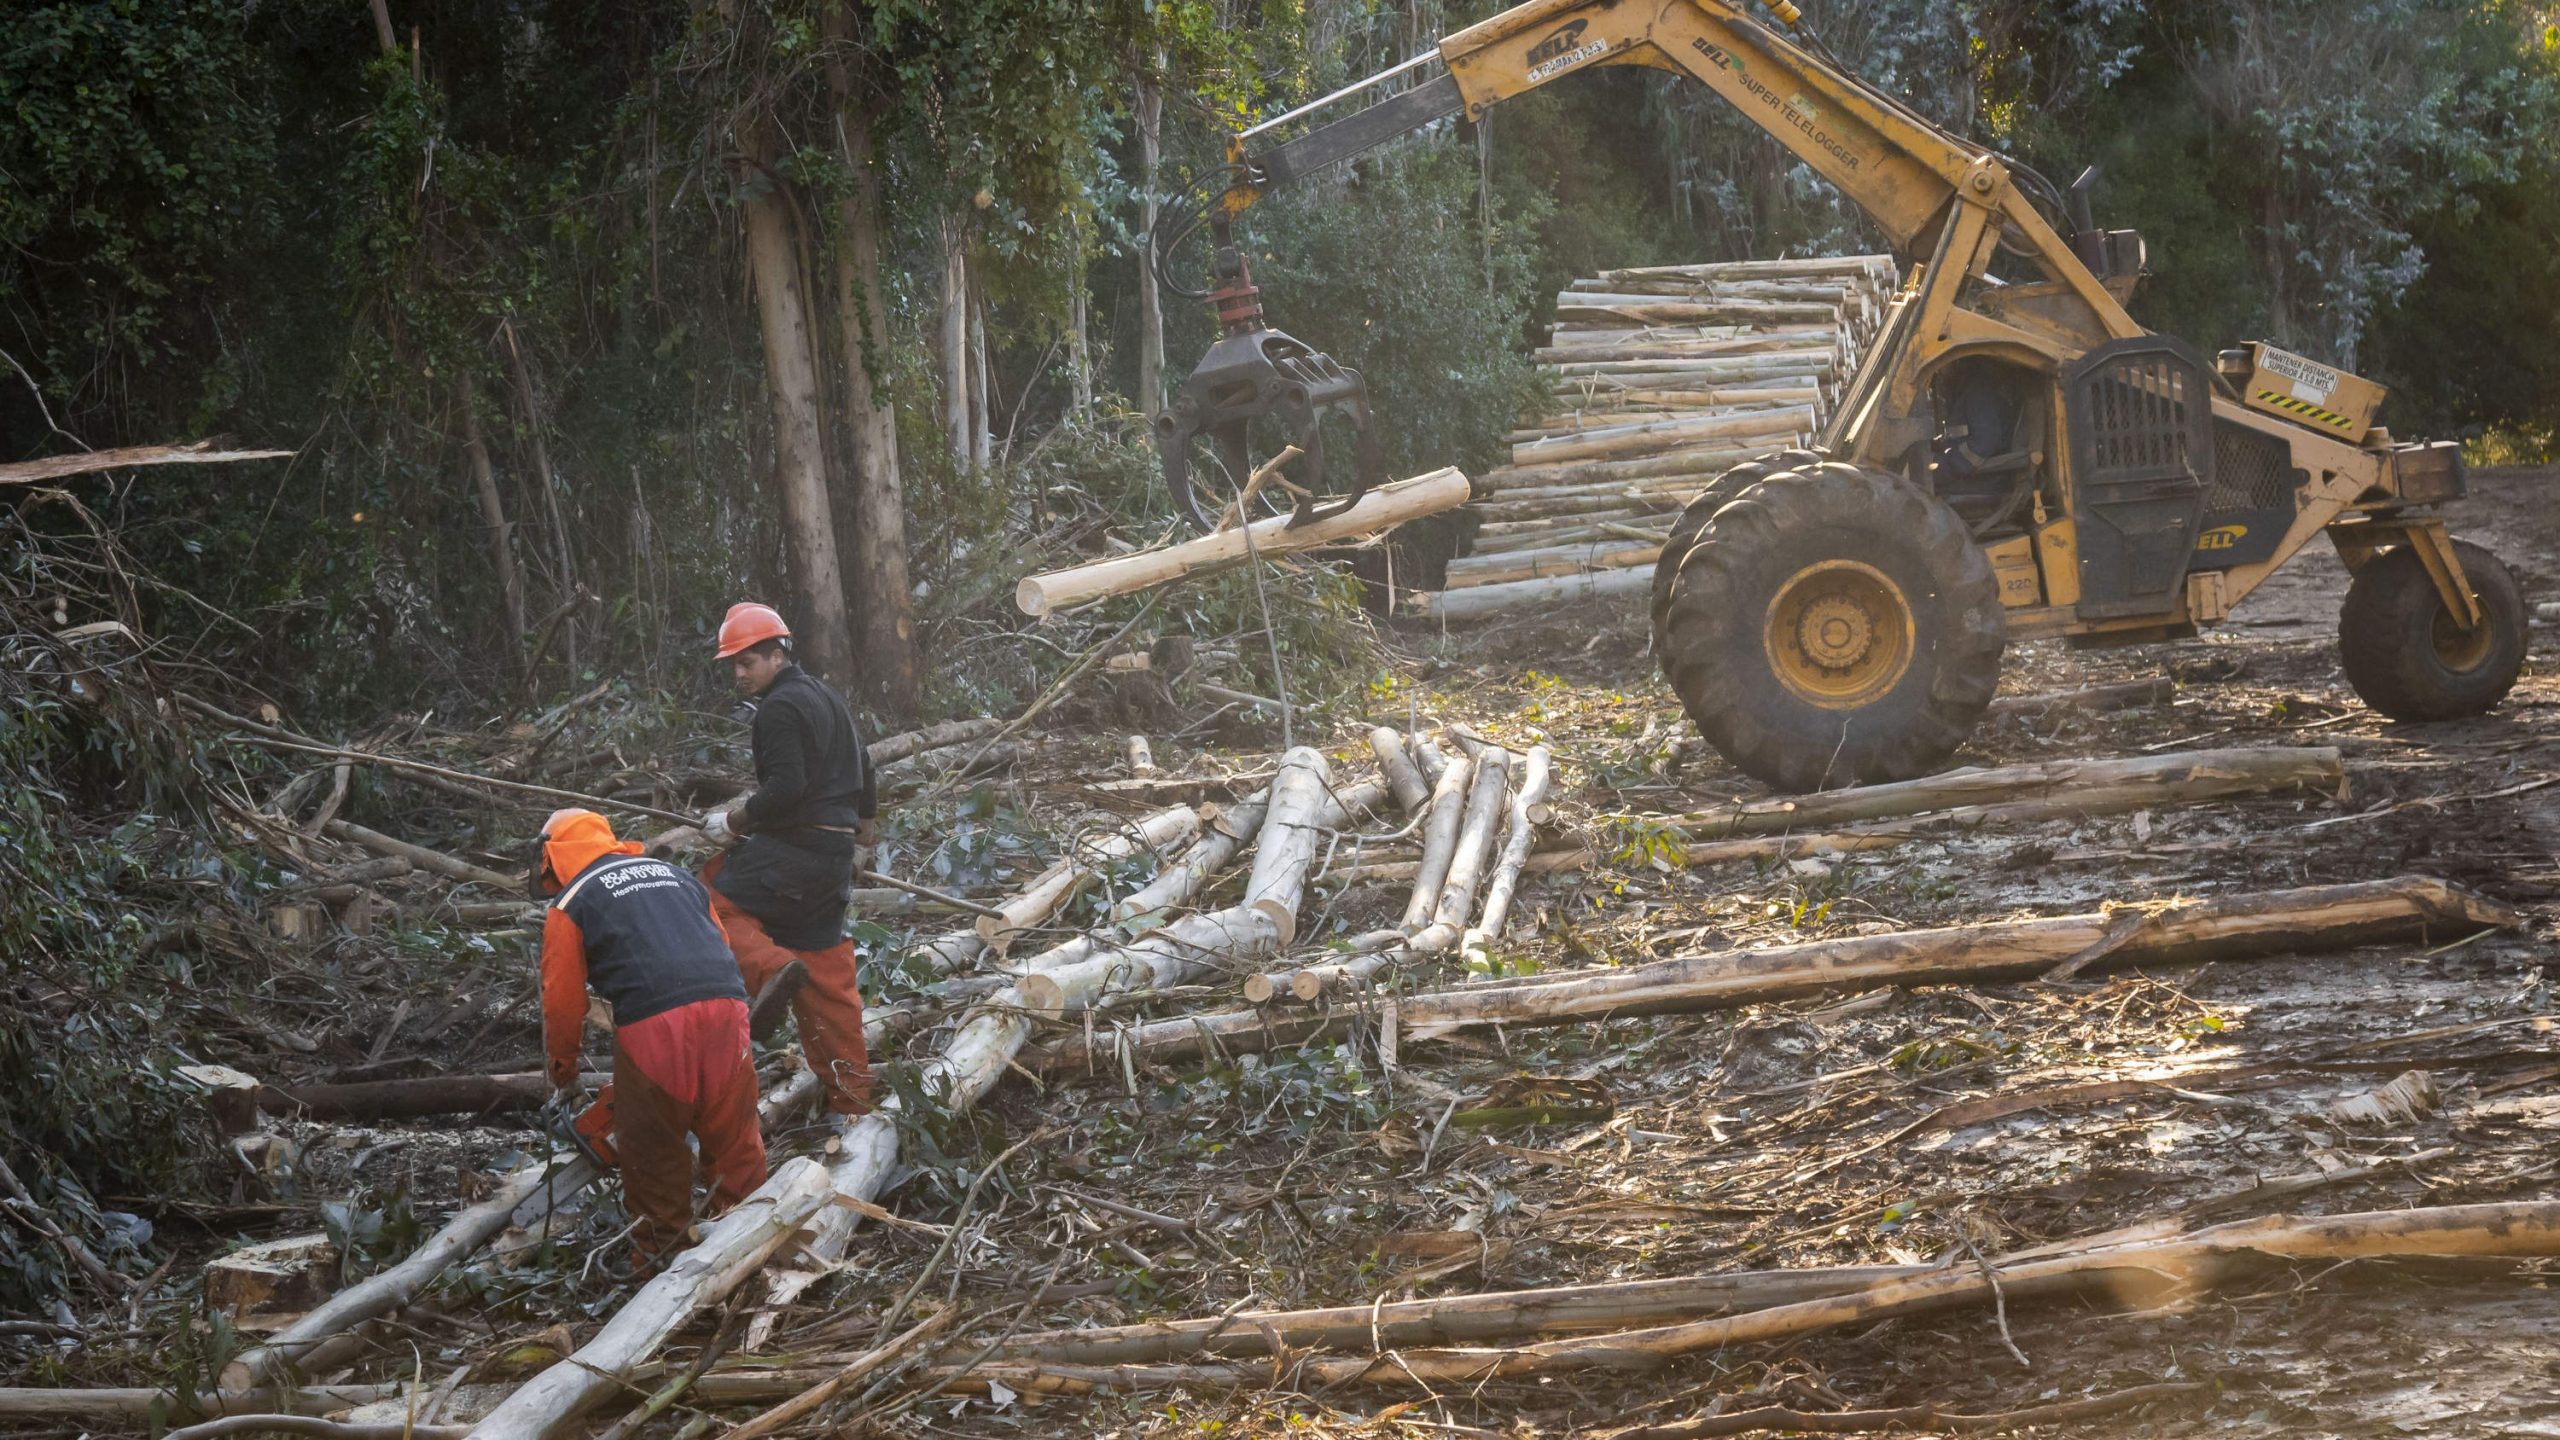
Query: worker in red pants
xmin=699 ymin=603 xmax=878 ymax=1115
xmin=533 ymin=809 xmax=768 ymax=1266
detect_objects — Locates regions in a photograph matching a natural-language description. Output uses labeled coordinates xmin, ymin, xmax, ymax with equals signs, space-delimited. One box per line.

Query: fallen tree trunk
xmin=975 ymin=804 xmax=1199 ymax=952
xmin=1015 ymin=468 xmax=1469 ymax=617
xmin=980 ymin=1263 xmax=1917 ymax=1366
xmin=1034 ymin=877 xmax=2517 ymax=1070
xmin=322 ymin=821 xmax=517 ymax=890
xmin=0 ymin=1385 xmax=401 ymax=1422
xmin=922 ymin=1201 xmax=2560 ymax=1393
xmin=1663 ymin=746 xmax=2344 ymax=839
xmin=229 ymin=1069 xmax=823 ymax=1389
xmin=240 ymin=1071 xmax=586 ymax=1124
xmin=1986 ymin=676 xmax=2174 ymax=719
xmin=1444 ymin=540 xmax=1662 ymax=590
xmin=1368 ymin=727 xmax=1429 ymax=815
xmin=1410 ymin=567 xmax=1650 ymax=621
xmin=867 ymin=717 xmax=1005 ymax=764
xmin=1461 ymin=745 xmax=1553 ymax=974
xmin=761 ymin=755 xmax=1375 ymax=1322
xmin=463 ymin=1159 xmax=836 ymax=1439
xmin=1399 ymin=756 xmax=1476 ymax=932
xmin=1408 ymin=747 xmax=1510 ymax=954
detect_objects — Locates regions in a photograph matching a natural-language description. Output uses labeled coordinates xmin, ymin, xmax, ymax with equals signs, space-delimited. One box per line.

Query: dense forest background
xmin=5 ymin=0 xmax=2556 ymax=724
xmin=0 ymin=1 xmax=2556 ymax=1300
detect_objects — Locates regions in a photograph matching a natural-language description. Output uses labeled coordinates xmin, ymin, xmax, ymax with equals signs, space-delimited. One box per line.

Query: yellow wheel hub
xmin=1764 ymin=560 xmax=1917 ymax=709
xmin=2431 ymin=605 xmax=2494 ymax=673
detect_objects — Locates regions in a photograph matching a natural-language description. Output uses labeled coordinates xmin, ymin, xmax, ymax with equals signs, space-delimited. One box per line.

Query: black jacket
xmin=542 ymin=855 xmax=745 ymax=1085
xmin=740 ymin=665 xmax=876 ymax=841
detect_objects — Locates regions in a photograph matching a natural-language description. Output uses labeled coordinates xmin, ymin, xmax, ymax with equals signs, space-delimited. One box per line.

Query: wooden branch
xmin=1036 ymin=877 xmax=2518 ymax=1070
xmin=1986 ymin=676 xmax=2174 ymax=719
xmin=1659 ymin=747 xmax=2344 ymax=840
xmin=1601 ymin=1381 xmax=2209 ymax=1438
xmin=1211 ymin=444 xmax=1303 ymax=532
xmin=320 ymin=821 xmax=518 ymax=891
xmin=164 ymin=1417 xmax=467 ymax=1440
xmin=0 ymin=442 xmax=295 ymax=487
xmin=463 ymin=1159 xmax=836 ymax=1439
xmin=1015 ymin=468 xmax=1469 ymax=617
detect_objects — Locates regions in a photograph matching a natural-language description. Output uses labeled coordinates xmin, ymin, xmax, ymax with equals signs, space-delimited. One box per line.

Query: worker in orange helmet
xmin=698 ymin=603 xmax=878 ymax=1116
xmin=530 ymin=809 xmax=767 ymax=1267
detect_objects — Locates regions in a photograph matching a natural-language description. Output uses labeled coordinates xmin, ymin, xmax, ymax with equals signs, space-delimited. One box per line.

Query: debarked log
xmin=1015 ymin=469 xmax=1469 ymax=618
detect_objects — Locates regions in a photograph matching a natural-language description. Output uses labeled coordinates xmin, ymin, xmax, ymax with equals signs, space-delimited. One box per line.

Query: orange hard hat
xmin=715 ymin=602 xmax=791 ymax=660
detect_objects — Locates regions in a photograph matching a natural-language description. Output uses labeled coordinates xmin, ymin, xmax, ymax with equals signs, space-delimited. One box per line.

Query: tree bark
xmin=1067 ymin=226 xmax=1095 ymax=421
xmin=822 ymin=19 xmax=921 ymax=725
xmin=457 ymin=381 xmax=530 ymax=662
xmin=938 ymin=213 xmax=971 ymax=467
xmin=738 ymin=118 xmax=857 ymax=685
xmin=1134 ymin=54 xmax=1166 ymax=421
xmin=1367 ymin=727 xmax=1430 ymax=815
xmin=1409 ymin=566 xmax=1650 ymax=622
xmin=321 ymin=820 xmax=517 ymax=891
xmin=1015 ymin=468 xmax=1469 ymax=616
xmin=968 ymin=280 xmax=992 ymax=469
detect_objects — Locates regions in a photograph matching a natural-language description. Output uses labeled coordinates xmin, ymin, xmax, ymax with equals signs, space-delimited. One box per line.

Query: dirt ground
xmin=17 ymin=471 xmax=2560 ymax=1439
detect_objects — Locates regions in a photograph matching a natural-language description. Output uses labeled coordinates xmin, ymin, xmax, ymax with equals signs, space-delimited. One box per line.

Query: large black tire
xmin=2338 ymin=537 xmax=2525 ymax=721
xmin=1648 ymin=447 xmax=1825 ymax=662
xmin=1658 ymin=464 xmax=2006 ymax=791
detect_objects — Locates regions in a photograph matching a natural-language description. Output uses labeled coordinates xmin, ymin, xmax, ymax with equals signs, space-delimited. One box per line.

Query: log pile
xmin=1422 ymin=256 xmax=1899 ymax=618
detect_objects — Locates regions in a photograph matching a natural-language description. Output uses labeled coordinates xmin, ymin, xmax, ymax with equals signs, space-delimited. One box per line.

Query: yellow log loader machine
xmin=1154 ymin=0 xmax=2524 ymax=791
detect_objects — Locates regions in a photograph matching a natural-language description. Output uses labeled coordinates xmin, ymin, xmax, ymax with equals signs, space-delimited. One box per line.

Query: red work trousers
xmin=614 ymin=997 xmax=768 ymax=1265
xmin=708 ymin=890 xmax=875 ymax=1116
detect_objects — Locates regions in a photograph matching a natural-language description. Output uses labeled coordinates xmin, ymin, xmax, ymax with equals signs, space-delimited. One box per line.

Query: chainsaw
xmin=539 ymin=1084 xmax=618 ymax=1171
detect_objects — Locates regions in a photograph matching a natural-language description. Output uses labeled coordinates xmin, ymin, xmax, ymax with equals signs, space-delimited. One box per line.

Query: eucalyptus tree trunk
xmin=457 ymin=380 xmax=530 ymax=668
xmin=969 ymin=283 xmax=993 ymax=468
xmin=1134 ymin=55 xmax=1167 ymax=421
xmin=938 ymin=213 xmax=972 ymax=469
xmin=1068 ymin=225 xmax=1095 ymax=421
xmin=824 ymin=11 xmax=921 ymax=724
xmin=738 ymin=118 xmax=857 ymax=685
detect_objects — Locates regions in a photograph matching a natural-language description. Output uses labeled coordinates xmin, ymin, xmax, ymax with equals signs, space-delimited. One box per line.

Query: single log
xmin=1111 ymin=794 xmax=1268 ymax=925
xmin=463 ymin=1159 xmax=836 ymax=1439
xmin=1986 ymin=676 xmax=2175 ymax=718
xmin=1237 ymin=748 xmax=1338 ymax=943
xmin=1476 ymin=448 xmax=1752 ymax=492
xmin=1444 ymin=541 xmax=1661 ymax=590
xmin=322 ymin=821 xmax=517 ymax=891
xmin=981 ymin=1263 xmax=1915 ymax=1366
xmin=1410 ymin=734 xmax=1450 ymax=786
xmin=1368 ymin=728 xmax=1430 ymax=815
xmin=975 ymin=804 xmax=1199 ymax=951
xmin=867 ymin=717 xmax=1005 ymax=764
xmin=244 ymin=1071 xmax=568 ymax=1123
xmin=1123 ymin=735 xmax=1156 ymax=777
xmin=1511 ymin=409 xmax=1816 ymax=468
xmin=1410 ymin=567 xmax=1650 ymax=620
xmin=932 ymin=1201 xmax=2560 ymax=1394
xmin=1663 ymin=747 xmax=2344 ymax=839
xmin=1460 ymin=745 xmax=1553 ymax=974
xmin=1038 ymin=878 xmax=2515 ymax=1069
xmin=0 ymin=1385 xmax=401 ymax=1422
xmin=1015 ymin=468 xmax=1469 ymax=617
xmin=1400 ymin=756 xmax=1477 ymax=932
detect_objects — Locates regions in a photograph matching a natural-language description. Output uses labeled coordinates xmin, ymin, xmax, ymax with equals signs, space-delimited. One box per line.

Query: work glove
xmin=702 ymin=807 xmax=740 ymax=848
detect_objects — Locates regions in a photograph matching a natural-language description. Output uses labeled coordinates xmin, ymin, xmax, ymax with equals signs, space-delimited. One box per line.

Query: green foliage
xmin=1237 ymin=145 xmax=1547 ymax=481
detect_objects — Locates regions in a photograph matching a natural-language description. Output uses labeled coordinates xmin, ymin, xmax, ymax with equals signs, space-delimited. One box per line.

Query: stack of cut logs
xmin=1419 ymin=255 xmax=1899 ymax=620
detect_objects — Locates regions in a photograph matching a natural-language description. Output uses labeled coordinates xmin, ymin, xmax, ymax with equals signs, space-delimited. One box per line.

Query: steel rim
xmin=1763 ymin=559 xmax=1917 ymax=709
